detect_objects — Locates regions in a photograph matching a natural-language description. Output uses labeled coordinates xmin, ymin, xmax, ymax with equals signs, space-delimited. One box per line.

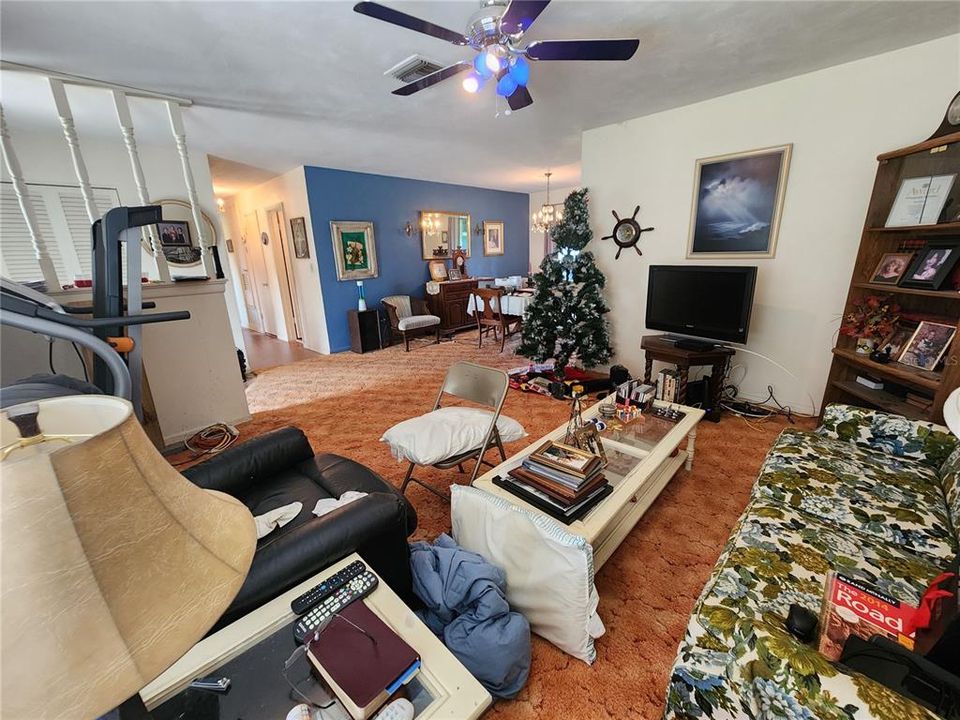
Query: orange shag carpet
xmin=232 ymin=333 xmax=812 ymax=720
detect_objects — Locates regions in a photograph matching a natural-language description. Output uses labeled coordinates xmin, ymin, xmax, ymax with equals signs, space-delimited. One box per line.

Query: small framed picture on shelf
xmin=448 ymin=268 xmax=462 ymax=281
xmin=899 ymin=241 xmax=960 ymax=290
xmin=870 ymin=252 xmax=913 ymax=284
xmin=885 ymin=174 xmax=956 ymax=227
xmin=879 ymin=320 xmax=917 ymax=360
xmin=898 ymin=320 xmax=956 ymax=372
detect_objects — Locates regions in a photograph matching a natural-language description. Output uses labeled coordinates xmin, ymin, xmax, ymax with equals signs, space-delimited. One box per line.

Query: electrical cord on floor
xmin=171 ymin=423 xmax=239 ymax=466
xmin=48 ymin=340 xmax=56 ymax=374
xmin=72 ymin=342 xmax=90 ymax=382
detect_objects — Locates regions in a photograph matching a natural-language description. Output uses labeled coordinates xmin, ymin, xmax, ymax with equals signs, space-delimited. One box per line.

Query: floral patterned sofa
xmin=665 ymin=404 xmax=958 ymax=720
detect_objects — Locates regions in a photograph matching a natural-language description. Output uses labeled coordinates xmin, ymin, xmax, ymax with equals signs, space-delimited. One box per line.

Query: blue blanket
xmin=409 ymin=534 xmax=530 ymax=698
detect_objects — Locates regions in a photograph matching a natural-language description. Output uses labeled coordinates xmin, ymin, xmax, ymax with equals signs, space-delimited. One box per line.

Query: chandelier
xmin=531 ymin=171 xmax=564 ymax=234
xmin=421 ymin=212 xmax=441 ymax=235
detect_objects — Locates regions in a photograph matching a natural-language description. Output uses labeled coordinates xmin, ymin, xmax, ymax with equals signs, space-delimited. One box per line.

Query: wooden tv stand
xmin=641 ymin=335 xmax=735 ymax=422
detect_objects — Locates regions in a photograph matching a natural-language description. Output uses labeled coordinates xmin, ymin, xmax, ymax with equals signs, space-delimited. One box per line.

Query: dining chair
xmin=473 ymin=287 xmax=520 ymax=352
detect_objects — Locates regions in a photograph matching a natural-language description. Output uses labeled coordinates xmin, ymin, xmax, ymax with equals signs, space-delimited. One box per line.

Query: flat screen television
xmin=646 ymin=265 xmax=757 ymax=344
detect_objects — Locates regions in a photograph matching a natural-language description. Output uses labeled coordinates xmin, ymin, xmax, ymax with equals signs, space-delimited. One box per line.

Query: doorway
xmin=265 ymin=205 xmax=302 ymax=342
xmin=242 ymin=210 xmax=281 ymax=337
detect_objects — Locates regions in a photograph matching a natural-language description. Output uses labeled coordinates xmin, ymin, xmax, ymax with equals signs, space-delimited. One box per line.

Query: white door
xmin=267 ymin=207 xmax=302 ymax=341
xmin=237 ymin=212 xmax=262 ymax=333
xmin=243 ymin=211 xmax=279 ymax=336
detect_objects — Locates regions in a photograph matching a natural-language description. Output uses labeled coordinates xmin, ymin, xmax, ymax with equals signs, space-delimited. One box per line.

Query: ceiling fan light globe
xmin=484 ymin=49 xmax=502 ymax=73
xmin=508 ymin=56 xmax=530 ymax=86
xmin=473 ymin=54 xmax=493 ymax=79
xmin=462 ymin=73 xmax=482 ymax=93
xmin=496 ymin=74 xmax=518 ymax=97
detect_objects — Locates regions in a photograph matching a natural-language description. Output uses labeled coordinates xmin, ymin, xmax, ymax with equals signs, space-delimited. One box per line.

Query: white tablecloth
xmin=466 ymin=292 xmax=534 ymax=317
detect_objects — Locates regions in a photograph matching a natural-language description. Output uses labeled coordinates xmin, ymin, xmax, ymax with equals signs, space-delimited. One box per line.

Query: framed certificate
xmin=886 ymin=174 xmax=956 ymax=227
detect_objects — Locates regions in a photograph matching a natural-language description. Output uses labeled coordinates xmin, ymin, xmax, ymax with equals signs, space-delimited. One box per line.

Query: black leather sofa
xmin=182 ymin=427 xmax=417 ymax=628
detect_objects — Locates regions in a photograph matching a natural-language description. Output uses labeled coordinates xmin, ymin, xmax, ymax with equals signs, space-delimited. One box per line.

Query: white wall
xmin=582 ymin=35 xmax=960 ymax=414
xmin=224 ymin=167 xmax=330 ymax=354
xmin=529 ymin=184 xmax=579 ymax=270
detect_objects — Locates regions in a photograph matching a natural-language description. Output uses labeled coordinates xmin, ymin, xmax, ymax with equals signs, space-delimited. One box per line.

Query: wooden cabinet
xmin=426 ymin=279 xmax=481 ymax=334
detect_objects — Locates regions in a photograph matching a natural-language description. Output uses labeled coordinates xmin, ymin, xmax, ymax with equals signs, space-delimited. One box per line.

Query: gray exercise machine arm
xmin=2 ymin=311 xmax=133 ymax=401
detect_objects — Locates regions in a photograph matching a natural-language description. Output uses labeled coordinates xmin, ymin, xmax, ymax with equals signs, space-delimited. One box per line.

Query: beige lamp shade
xmin=1 ymin=396 xmax=256 ymax=719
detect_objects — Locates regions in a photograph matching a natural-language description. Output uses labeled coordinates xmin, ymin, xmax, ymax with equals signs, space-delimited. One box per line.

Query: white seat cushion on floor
xmin=397 ymin=315 xmax=441 ymax=331
xmin=381 ymin=406 xmax=526 ymax=466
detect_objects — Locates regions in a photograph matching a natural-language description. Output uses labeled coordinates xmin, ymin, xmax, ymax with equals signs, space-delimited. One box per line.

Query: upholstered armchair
xmin=381 ymin=295 xmax=441 ymax=351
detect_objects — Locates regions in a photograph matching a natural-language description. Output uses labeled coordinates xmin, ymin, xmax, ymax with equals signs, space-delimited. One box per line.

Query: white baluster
xmin=48 ymin=78 xmax=98 ymax=223
xmin=166 ymin=101 xmax=214 ymax=276
xmin=113 ymin=90 xmax=171 ymax=282
xmin=0 ymin=105 xmax=60 ymax=289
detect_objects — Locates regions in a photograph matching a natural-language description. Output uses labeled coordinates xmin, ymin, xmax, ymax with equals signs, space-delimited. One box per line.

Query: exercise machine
xmin=1 ymin=206 xmax=191 ymax=417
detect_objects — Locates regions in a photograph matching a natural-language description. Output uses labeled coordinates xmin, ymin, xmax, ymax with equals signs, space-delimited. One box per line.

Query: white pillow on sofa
xmin=451 ymin=484 xmax=604 ymax=664
xmin=381 ymin=406 xmax=526 ymax=466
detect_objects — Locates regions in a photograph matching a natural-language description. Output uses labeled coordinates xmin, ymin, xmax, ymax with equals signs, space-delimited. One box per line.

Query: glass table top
xmin=596 ymin=413 xmax=679 ymax=454
xmin=151 ymin=616 xmax=435 ymax=720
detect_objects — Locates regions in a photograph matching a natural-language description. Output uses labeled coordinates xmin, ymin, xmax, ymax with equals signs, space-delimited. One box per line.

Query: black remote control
xmin=290 ymin=559 xmax=367 ymax=616
xmin=293 ymin=571 xmax=379 ymax=644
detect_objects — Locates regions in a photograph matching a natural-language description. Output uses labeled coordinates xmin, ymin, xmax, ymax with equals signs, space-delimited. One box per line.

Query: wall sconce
xmin=404 ymin=221 xmax=414 ymax=237
xmin=474 ymin=223 xmax=483 ymax=236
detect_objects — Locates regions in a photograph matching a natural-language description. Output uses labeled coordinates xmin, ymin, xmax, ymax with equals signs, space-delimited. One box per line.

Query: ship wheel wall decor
xmin=601 ymin=206 xmax=654 ymax=259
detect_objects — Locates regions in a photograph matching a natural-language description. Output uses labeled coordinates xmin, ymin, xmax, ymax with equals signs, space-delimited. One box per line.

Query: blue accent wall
xmin=304 ymin=166 xmax=530 ymax=352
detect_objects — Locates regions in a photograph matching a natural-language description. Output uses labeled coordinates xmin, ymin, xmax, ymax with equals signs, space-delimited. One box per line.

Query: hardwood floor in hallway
xmin=242 ymin=328 xmax=321 ymax=371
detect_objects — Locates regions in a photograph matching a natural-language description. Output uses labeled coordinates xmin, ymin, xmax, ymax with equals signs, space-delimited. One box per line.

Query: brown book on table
xmin=306 ymin=600 xmax=420 ymax=719
xmin=509 ymin=467 xmax=607 ymax=504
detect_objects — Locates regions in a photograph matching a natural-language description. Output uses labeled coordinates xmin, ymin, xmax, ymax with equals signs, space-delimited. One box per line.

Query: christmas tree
xmin=518 ymin=188 xmax=613 ymax=378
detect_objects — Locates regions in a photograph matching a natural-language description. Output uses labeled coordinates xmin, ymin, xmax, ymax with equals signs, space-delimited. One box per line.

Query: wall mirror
xmin=420 ymin=210 xmax=471 ymax=260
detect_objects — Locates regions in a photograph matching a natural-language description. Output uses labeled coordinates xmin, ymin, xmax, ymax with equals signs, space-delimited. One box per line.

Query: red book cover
xmin=818 ymin=571 xmax=917 ymax=661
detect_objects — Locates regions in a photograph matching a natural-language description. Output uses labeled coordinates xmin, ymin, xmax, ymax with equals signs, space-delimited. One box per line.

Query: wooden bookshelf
xmin=820 ymin=124 xmax=960 ymax=424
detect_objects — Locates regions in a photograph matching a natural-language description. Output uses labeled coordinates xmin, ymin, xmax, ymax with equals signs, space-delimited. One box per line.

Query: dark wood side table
xmin=641 ymin=335 xmax=735 ymax=422
xmin=348 ymin=309 xmax=382 ymax=353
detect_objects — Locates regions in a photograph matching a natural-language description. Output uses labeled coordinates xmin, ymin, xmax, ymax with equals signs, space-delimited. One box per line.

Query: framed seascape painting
xmin=330 ymin=221 xmax=378 ymax=281
xmin=290 ymin=216 xmax=310 ymax=259
xmin=687 ymin=144 xmax=792 ymax=258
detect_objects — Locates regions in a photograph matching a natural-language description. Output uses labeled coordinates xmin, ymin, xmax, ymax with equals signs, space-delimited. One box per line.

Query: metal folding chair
xmin=399 ymin=361 xmax=509 ymax=500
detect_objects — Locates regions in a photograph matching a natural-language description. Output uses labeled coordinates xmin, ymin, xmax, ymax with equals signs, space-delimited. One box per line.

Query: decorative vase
xmin=356 ymin=280 xmax=367 ymax=311
xmin=856 ymin=337 xmax=876 ymax=354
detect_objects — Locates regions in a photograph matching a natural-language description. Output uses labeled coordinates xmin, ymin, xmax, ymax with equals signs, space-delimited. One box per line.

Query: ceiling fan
xmin=353 ymin=0 xmax=640 ymax=112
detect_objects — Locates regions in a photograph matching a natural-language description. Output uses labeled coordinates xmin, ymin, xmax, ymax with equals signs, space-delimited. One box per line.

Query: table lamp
xmin=1 ymin=396 xmax=257 ymax=719
xmin=944 ymin=387 xmax=960 ymax=437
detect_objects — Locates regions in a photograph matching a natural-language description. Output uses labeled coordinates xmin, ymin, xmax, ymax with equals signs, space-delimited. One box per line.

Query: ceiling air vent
xmin=385 ymin=55 xmax=444 ymax=83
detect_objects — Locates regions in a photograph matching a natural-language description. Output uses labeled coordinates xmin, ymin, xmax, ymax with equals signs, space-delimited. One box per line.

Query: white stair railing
xmin=0 ymin=105 xmax=60 ymax=289
xmin=113 ymin=90 xmax=171 ymax=282
xmin=167 ymin=101 xmax=214 ymax=278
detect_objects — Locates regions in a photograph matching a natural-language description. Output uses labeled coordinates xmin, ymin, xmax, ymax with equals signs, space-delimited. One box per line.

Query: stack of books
xmin=657 ymin=369 xmax=679 ymax=402
xmin=494 ymin=441 xmax=612 ymax=524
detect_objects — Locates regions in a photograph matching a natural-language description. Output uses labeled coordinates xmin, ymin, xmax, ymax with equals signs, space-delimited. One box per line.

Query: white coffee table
xmin=141 ymin=554 xmax=491 ymax=720
xmin=472 ymin=399 xmax=704 ymax=569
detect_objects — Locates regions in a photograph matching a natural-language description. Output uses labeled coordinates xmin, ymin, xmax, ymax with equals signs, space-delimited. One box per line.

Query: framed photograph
xmin=329 ymin=221 xmax=378 ymax=281
xmin=899 ymin=242 xmax=960 ymax=289
xmin=898 ymin=320 xmax=956 ymax=371
xmin=879 ymin=321 xmax=917 ymax=360
xmin=448 ymin=268 xmax=462 ymax=281
xmin=483 ymin=220 xmax=505 ymax=256
xmin=290 ymin=216 xmax=310 ymax=259
xmin=870 ymin=252 xmax=913 ymax=285
xmin=157 ymin=220 xmax=191 ymax=247
xmin=428 ymin=259 xmax=448 ymax=282
xmin=687 ymin=144 xmax=792 ymax=258
xmin=225 ymin=238 xmax=234 ymax=253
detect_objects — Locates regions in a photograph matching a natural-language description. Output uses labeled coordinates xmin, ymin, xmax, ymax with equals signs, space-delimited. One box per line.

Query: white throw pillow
xmin=451 ymin=485 xmax=604 ymax=664
xmin=381 ymin=406 xmax=526 ymax=466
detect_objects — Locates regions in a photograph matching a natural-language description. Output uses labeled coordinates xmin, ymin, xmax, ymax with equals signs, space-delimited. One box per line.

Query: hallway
xmin=242 ymin=328 xmax=321 ymax=371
